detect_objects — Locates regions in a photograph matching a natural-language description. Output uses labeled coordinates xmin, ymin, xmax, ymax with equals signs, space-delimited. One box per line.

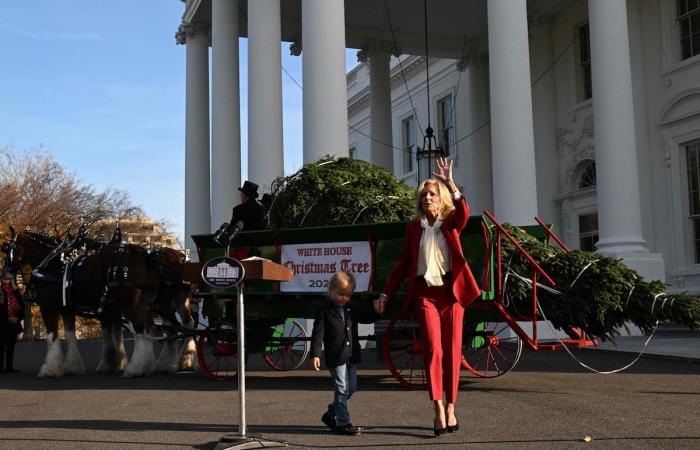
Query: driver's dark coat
xmin=226 ymin=199 xmax=265 ymax=232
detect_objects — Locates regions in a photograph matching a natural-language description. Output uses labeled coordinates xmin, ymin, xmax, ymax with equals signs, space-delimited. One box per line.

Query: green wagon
xmin=190 ymin=212 xmax=594 ymax=385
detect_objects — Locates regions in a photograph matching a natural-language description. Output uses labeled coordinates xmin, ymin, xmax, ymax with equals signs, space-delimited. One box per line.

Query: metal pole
xmin=237 ymin=284 xmax=246 ymax=437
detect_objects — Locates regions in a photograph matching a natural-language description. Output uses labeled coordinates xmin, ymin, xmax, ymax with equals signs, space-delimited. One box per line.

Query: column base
xmin=597 ymin=249 xmax=666 ymax=283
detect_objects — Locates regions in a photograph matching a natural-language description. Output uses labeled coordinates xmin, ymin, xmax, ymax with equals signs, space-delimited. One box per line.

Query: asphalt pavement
xmin=0 ymin=329 xmax=698 ymax=450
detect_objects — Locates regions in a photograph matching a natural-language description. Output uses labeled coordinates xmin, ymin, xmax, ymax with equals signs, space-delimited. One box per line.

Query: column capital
xmin=175 ymin=21 xmax=209 ymax=45
xmin=358 ymin=40 xmax=401 ymax=61
xmin=455 ymin=44 xmax=488 ymax=72
xmin=289 ymin=41 xmax=302 ymax=56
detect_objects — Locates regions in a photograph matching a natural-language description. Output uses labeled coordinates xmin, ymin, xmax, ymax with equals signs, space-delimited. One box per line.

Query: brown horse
xmin=149 ymin=247 xmax=199 ymax=373
xmin=1 ymin=227 xmax=89 ymax=377
xmin=3 ymin=227 xmax=193 ymax=377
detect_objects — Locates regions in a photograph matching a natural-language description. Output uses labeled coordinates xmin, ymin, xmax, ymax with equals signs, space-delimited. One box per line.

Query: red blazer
xmin=381 ymin=195 xmax=481 ymax=308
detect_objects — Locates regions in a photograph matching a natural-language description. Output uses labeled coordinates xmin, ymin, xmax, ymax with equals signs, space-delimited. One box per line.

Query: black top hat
xmin=238 ymin=180 xmax=260 ymax=199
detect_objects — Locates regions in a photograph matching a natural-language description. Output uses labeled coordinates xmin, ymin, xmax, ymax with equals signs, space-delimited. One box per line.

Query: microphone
xmin=228 ymin=220 xmax=245 ymax=242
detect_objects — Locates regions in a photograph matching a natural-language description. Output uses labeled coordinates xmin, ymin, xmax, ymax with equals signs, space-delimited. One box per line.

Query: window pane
xmin=578 ymin=213 xmax=599 ymax=234
xmin=579 ymin=162 xmax=597 ymax=189
xmin=678 ymin=0 xmax=687 ymax=16
xmin=681 ymin=18 xmax=691 ymax=38
xmin=693 ymin=32 xmax=700 ymax=57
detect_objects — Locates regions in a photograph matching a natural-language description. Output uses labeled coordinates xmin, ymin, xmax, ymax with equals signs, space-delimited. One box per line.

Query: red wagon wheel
xmin=197 ymin=325 xmax=239 ymax=381
xmin=263 ymin=319 xmax=310 ymax=371
xmin=461 ymin=321 xmax=523 ymax=378
xmin=382 ymin=315 xmax=426 ymax=388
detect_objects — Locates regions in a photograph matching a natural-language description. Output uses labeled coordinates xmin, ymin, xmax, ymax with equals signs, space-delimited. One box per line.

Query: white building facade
xmin=349 ymin=0 xmax=700 ymax=291
xmin=176 ymin=0 xmax=700 ymax=292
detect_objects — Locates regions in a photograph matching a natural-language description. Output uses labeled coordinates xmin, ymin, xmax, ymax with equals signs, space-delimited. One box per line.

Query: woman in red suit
xmin=374 ymin=157 xmax=481 ymax=436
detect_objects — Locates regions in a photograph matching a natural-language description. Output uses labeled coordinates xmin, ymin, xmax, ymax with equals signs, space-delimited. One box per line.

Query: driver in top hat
xmin=222 ymin=180 xmax=266 ymax=235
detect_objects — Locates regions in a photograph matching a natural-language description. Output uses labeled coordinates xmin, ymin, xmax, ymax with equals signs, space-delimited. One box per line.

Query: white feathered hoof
xmin=37 ymin=333 xmax=65 ymax=378
xmin=63 ymin=331 xmax=86 ymax=375
xmin=155 ymin=341 xmax=180 ymax=374
xmin=179 ymin=338 xmax=198 ymax=371
xmin=123 ymin=333 xmax=156 ymax=378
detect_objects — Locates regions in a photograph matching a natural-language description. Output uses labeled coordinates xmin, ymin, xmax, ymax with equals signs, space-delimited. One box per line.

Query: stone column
xmin=369 ymin=48 xmax=393 ymax=170
xmin=178 ymin=23 xmax=210 ymax=260
xmin=302 ymin=0 xmax=349 ymax=163
xmin=248 ymin=0 xmax=283 ymax=193
xmin=487 ymin=0 xmax=538 ymax=225
xmin=461 ymin=52 xmax=493 ymax=214
xmin=529 ymin=17 xmax=560 ymax=230
xmin=211 ymin=0 xmax=241 ymax=230
xmin=588 ymin=0 xmax=664 ymax=279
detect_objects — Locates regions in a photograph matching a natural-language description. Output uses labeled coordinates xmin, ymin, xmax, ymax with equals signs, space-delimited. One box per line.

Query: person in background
xmin=229 ymin=180 xmax=266 ymax=231
xmin=0 ymin=271 xmax=25 ymax=373
xmin=373 ymin=157 xmax=481 ymax=436
xmin=311 ymin=271 xmax=362 ymax=436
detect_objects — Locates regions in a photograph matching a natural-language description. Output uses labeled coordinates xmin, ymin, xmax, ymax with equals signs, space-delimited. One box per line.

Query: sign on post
xmin=201 ymin=256 xmax=245 ymax=288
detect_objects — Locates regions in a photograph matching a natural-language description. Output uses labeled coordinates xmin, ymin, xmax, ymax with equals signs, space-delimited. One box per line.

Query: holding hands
xmin=373 ymin=294 xmax=387 ymax=316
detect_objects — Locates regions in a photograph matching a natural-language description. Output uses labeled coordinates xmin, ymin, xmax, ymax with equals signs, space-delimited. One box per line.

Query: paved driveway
xmin=0 ymin=341 xmax=698 ymax=449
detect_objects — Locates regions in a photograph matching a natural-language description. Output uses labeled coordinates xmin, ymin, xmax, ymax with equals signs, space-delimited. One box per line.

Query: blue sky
xmin=0 ymin=1 xmax=358 ymax=241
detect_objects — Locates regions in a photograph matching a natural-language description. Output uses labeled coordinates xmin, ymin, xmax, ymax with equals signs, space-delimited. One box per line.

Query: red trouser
xmin=413 ymin=275 xmax=464 ymax=403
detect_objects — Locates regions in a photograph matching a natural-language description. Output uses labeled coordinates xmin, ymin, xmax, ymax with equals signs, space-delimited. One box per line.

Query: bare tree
xmin=0 ymin=145 xmax=150 ymax=238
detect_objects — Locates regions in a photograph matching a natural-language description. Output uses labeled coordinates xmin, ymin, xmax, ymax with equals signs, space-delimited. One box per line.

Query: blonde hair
xmin=415 ymin=179 xmax=455 ymax=220
xmin=328 ymin=270 xmax=356 ymax=294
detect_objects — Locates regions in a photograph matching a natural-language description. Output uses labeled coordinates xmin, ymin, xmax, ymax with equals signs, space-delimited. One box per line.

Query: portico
xmin=175 ymin=0 xmax=664 ymax=283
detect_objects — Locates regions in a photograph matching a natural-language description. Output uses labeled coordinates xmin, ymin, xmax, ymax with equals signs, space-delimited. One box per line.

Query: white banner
xmin=280 ymin=241 xmax=372 ymax=292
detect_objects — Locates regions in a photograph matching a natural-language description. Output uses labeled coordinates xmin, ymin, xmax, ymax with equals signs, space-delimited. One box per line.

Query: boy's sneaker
xmin=337 ymin=423 xmax=362 ymax=435
xmin=321 ymin=412 xmax=338 ymax=431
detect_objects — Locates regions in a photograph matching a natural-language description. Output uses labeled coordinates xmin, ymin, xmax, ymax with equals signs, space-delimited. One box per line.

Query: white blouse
xmin=416 ymin=191 xmax=461 ymax=286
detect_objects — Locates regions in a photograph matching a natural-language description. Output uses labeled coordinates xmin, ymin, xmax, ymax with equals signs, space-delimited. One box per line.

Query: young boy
xmin=311 ymin=271 xmax=362 ymax=435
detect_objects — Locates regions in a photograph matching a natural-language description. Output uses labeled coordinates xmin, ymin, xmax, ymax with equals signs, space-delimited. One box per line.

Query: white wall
xmin=347 ymin=0 xmax=700 ymax=293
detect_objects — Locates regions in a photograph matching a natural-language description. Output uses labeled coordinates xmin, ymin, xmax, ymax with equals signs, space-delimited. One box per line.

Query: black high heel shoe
xmin=433 ymin=418 xmax=447 ymax=436
xmin=433 ymin=426 xmax=447 ymax=436
xmin=446 ymin=422 xmax=459 ymax=433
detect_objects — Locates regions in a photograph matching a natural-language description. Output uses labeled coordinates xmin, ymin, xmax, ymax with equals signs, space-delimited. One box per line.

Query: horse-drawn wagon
xmin=186 ymin=212 xmax=595 ymax=384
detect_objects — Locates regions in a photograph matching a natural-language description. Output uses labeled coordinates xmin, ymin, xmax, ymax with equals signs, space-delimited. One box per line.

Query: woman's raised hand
xmin=432 ymin=157 xmax=453 ymax=183
xmin=433 ymin=157 xmax=457 ymax=192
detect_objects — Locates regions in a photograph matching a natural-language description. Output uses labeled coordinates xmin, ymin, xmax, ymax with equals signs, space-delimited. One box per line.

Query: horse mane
xmin=23 ymin=230 xmax=62 ymax=247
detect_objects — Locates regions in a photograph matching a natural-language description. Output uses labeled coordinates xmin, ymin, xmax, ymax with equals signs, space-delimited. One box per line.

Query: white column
xmin=369 ymin=50 xmax=393 ymax=170
xmin=248 ymin=0 xmax=283 ymax=193
xmin=211 ymin=0 xmax=241 ymax=230
xmin=529 ymin=17 xmax=560 ymax=229
xmin=487 ymin=0 xmax=538 ymax=225
xmin=183 ymin=26 xmax=211 ymax=259
xmin=462 ymin=54 xmax=493 ymax=214
xmin=302 ymin=0 xmax=349 ymax=163
xmin=588 ymin=0 xmax=664 ymax=280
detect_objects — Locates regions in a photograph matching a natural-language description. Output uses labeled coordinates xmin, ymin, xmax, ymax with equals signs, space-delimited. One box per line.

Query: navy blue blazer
xmin=311 ymin=298 xmax=361 ymax=368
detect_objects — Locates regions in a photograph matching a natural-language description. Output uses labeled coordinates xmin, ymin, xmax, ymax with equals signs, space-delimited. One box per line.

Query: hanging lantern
xmin=416 ymin=125 xmax=445 ymax=182
xmin=414 ymin=0 xmax=446 ymax=183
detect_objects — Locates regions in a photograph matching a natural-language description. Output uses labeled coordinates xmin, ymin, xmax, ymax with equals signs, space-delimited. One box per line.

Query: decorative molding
xmin=657 ymin=87 xmax=700 ymax=125
xmin=389 ymin=55 xmax=425 ymax=85
xmin=175 ymin=21 xmax=208 ymax=45
xmin=289 ymin=41 xmax=302 ymax=56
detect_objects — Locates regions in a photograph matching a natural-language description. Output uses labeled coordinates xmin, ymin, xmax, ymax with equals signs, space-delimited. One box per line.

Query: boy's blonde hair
xmin=329 ymin=271 xmax=356 ymax=293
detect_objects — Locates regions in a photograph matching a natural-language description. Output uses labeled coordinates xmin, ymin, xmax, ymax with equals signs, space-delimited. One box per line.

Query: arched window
xmin=578 ymin=161 xmax=597 ymax=189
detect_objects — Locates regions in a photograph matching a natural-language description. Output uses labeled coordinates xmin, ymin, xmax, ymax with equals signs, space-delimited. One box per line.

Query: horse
xmin=1 ymin=227 xmax=89 ymax=377
xmin=149 ymin=247 xmax=199 ymax=373
xmin=3 ymin=227 xmax=196 ymax=378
